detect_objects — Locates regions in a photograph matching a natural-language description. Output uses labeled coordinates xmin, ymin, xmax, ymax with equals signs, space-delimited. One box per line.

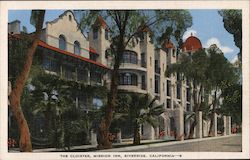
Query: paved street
xmin=133 ymin=134 xmax=242 ymax=152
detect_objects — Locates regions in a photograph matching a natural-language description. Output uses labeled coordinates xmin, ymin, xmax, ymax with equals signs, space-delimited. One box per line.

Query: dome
xmin=182 ymin=34 xmax=202 ymax=52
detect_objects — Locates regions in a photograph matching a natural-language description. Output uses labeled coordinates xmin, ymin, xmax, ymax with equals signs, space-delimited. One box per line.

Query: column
xmin=142 ymin=123 xmax=155 ymax=140
xmin=212 ymin=113 xmax=218 ymax=137
xmin=90 ymin=130 xmax=97 ymax=146
xmin=174 ymin=108 xmax=184 ymax=141
xmin=226 ymin=116 xmax=231 ymax=135
xmin=116 ymin=130 xmax=122 ymax=143
xmin=155 ymin=127 xmax=159 ymax=139
xmin=223 ymin=115 xmax=227 ymax=136
xmin=164 ymin=118 xmax=170 ymax=139
xmin=196 ymin=111 xmax=203 ymax=138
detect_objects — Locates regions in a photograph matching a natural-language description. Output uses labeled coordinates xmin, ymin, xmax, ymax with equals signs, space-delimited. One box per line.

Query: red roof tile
xmin=182 ymin=35 xmax=202 ymax=52
xmin=38 ymin=40 xmax=109 ymax=69
xmin=164 ymin=40 xmax=175 ymax=49
xmin=95 ymin=16 xmax=108 ymax=30
xmin=8 ymin=34 xmax=109 ymax=69
xmin=89 ymin=47 xmax=99 ymax=55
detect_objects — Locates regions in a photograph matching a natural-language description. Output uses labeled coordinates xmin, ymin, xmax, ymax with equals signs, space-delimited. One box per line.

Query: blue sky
xmin=8 ymin=10 xmax=239 ymax=62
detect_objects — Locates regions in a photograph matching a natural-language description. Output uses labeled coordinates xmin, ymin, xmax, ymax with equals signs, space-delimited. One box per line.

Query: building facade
xmin=8 ymin=10 xmax=230 ymax=143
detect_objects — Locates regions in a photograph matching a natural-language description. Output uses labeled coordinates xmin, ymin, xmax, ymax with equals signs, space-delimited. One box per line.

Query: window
xmin=172 ymin=49 xmax=176 ymax=57
xmin=167 ymin=80 xmax=171 ymax=96
xmin=150 ymin=78 xmax=152 ymax=88
xmin=186 ymin=88 xmax=191 ymax=102
xmin=59 ymin=35 xmax=66 ymax=50
xmin=141 ymin=53 xmax=146 ymax=67
xmin=150 ymin=57 xmax=152 ymax=66
xmin=155 ymin=75 xmax=160 ymax=94
xmin=93 ymin=27 xmax=98 ymax=39
xmin=177 ymin=84 xmax=181 ymax=99
xmin=105 ymin=29 xmax=109 ymax=40
xmin=155 ymin=60 xmax=160 ymax=74
xmin=43 ymin=57 xmax=59 ymax=73
xmin=64 ymin=65 xmax=75 ymax=81
xmin=141 ymin=75 xmax=146 ymax=90
xmin=122 ymin=50 xmax=138 ymax=64
xmin=77 ymin=69 xmax=88 ymax=82
xmin=74 ymin=41 xmax=81 ymax=55
xmin=69 ymin=15 xmax=72 ymax=21
xmin=90 ymin=71 xmax=102 ymax=84
xmin=166 ymin=65 xmax=170 ymax=78
xmin=119 ymin=73 xmax=138 ymax=86
xmin=166 ymin=99 xmax=171 ymax=108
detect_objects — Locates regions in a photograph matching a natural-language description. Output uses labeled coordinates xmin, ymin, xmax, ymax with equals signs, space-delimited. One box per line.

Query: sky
xmin=8 ymin=10 xmax=239 ymax=63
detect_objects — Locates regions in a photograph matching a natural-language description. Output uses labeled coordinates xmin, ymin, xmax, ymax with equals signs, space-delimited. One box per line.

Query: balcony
xmin=118 ymin=84 xmax=147 ymax=94
xmin=120 ymin=60 xmax=147 ymax=72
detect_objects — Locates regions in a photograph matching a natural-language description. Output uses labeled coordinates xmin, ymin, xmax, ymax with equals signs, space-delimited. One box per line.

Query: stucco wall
xmin=45 ymin=11 xmax=89 ymax=58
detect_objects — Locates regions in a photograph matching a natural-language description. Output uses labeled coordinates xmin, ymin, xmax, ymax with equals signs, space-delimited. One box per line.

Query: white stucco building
xmin=8 ymin=10 xmax=232 ymax=143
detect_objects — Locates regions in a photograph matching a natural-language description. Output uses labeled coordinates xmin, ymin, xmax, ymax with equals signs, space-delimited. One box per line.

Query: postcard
xmin=0 ymin=1 xmax=249 ymax=159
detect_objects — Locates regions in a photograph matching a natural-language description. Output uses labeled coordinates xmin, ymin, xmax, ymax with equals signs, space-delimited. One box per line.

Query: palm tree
xmin=116 ymin=93 xmax=164 ymax=145
xmin=30 ymin=73 xmax=75 ymax=149
xmin=9 ymin=10 xmax=45 ymax=152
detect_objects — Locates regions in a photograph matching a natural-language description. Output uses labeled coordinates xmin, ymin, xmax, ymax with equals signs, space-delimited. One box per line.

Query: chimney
xmin=8 ymin=20 xmax=21 ymax=34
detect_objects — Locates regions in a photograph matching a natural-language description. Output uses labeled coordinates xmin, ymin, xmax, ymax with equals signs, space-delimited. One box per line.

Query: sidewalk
xmin=99 ymin=134 xmax=241 ymax=152
xmin=10 ymin=133 xmax=240 ymax=152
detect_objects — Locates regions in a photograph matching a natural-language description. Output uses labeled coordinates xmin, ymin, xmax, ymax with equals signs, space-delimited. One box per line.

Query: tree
xmin=220 ymin=83 xmax=242 ymax=126
xmin=30 ymin=71 xmax=107 ymax=150
xmin=30 ymin=72 xmax=76 ymax=149
xmin=219 ymin=10 xmax=242 ymax=62
xmin=167 ymin=49 xmax=209 ymax=138
xmin=116 ymin=93 xmax=164 ymax=145
xmin=205 ymin=46 xmax=237 ymax=136
xmin=8 ymin=10 xmax=45 ymax=152
xmin=76 ymin=10 xmax=192 ymax=149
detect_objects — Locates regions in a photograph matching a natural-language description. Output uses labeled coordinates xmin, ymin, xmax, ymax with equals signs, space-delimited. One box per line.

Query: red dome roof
xmin=182 ymin=35 xmax=202 ymax=52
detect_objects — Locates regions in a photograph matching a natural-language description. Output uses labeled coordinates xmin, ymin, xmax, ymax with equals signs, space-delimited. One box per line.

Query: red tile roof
xmin=38 ymin=40 xmax=109 ymax=69
xmin=8 ymin=34 xmax=109 ymax=69
xmin=164 ymin=40 xmax=175 ymax=49
xmin=182 ymin=35 xmax=202 ymax=52
xmin=94 ymin=16 xmax=108 ymax=30
xmin=89 ymin=47 xmax=99 ymax=55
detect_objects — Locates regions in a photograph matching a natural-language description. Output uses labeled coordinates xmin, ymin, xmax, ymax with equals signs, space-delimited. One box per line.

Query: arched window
xmin=119 ymin=72 xmax=138 ymax=86
xmin=59 ymin=35 xmax=66 ymax=50
xmin=122 ymin=50 xmax=138 ymax=64
xmin=74 ymin=41 xmax=81 ymax=55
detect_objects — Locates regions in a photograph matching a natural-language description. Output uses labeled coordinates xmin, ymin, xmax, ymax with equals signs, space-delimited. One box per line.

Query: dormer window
xmin=74 ymin=41 xmax=80 ymax=55
xmin=59 ymin=35 xmax=66 ymax=50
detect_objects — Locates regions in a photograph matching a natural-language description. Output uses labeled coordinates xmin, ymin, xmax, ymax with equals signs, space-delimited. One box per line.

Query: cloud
xmin=182 ymin=29 xmax=197 ymax=41
xmin=205 ymin=37 xmax=234 ymax=54
xmin=230 ymin=55 xmax=238 ymax=64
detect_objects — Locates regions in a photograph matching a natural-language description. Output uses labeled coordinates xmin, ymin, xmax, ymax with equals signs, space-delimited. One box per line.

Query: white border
xmin=0 ymin=1 xmax=249 ymax=159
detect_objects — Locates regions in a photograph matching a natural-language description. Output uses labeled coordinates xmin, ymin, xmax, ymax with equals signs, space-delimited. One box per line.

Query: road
xmin=133 ymin=134 xmax=242 ymax=152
